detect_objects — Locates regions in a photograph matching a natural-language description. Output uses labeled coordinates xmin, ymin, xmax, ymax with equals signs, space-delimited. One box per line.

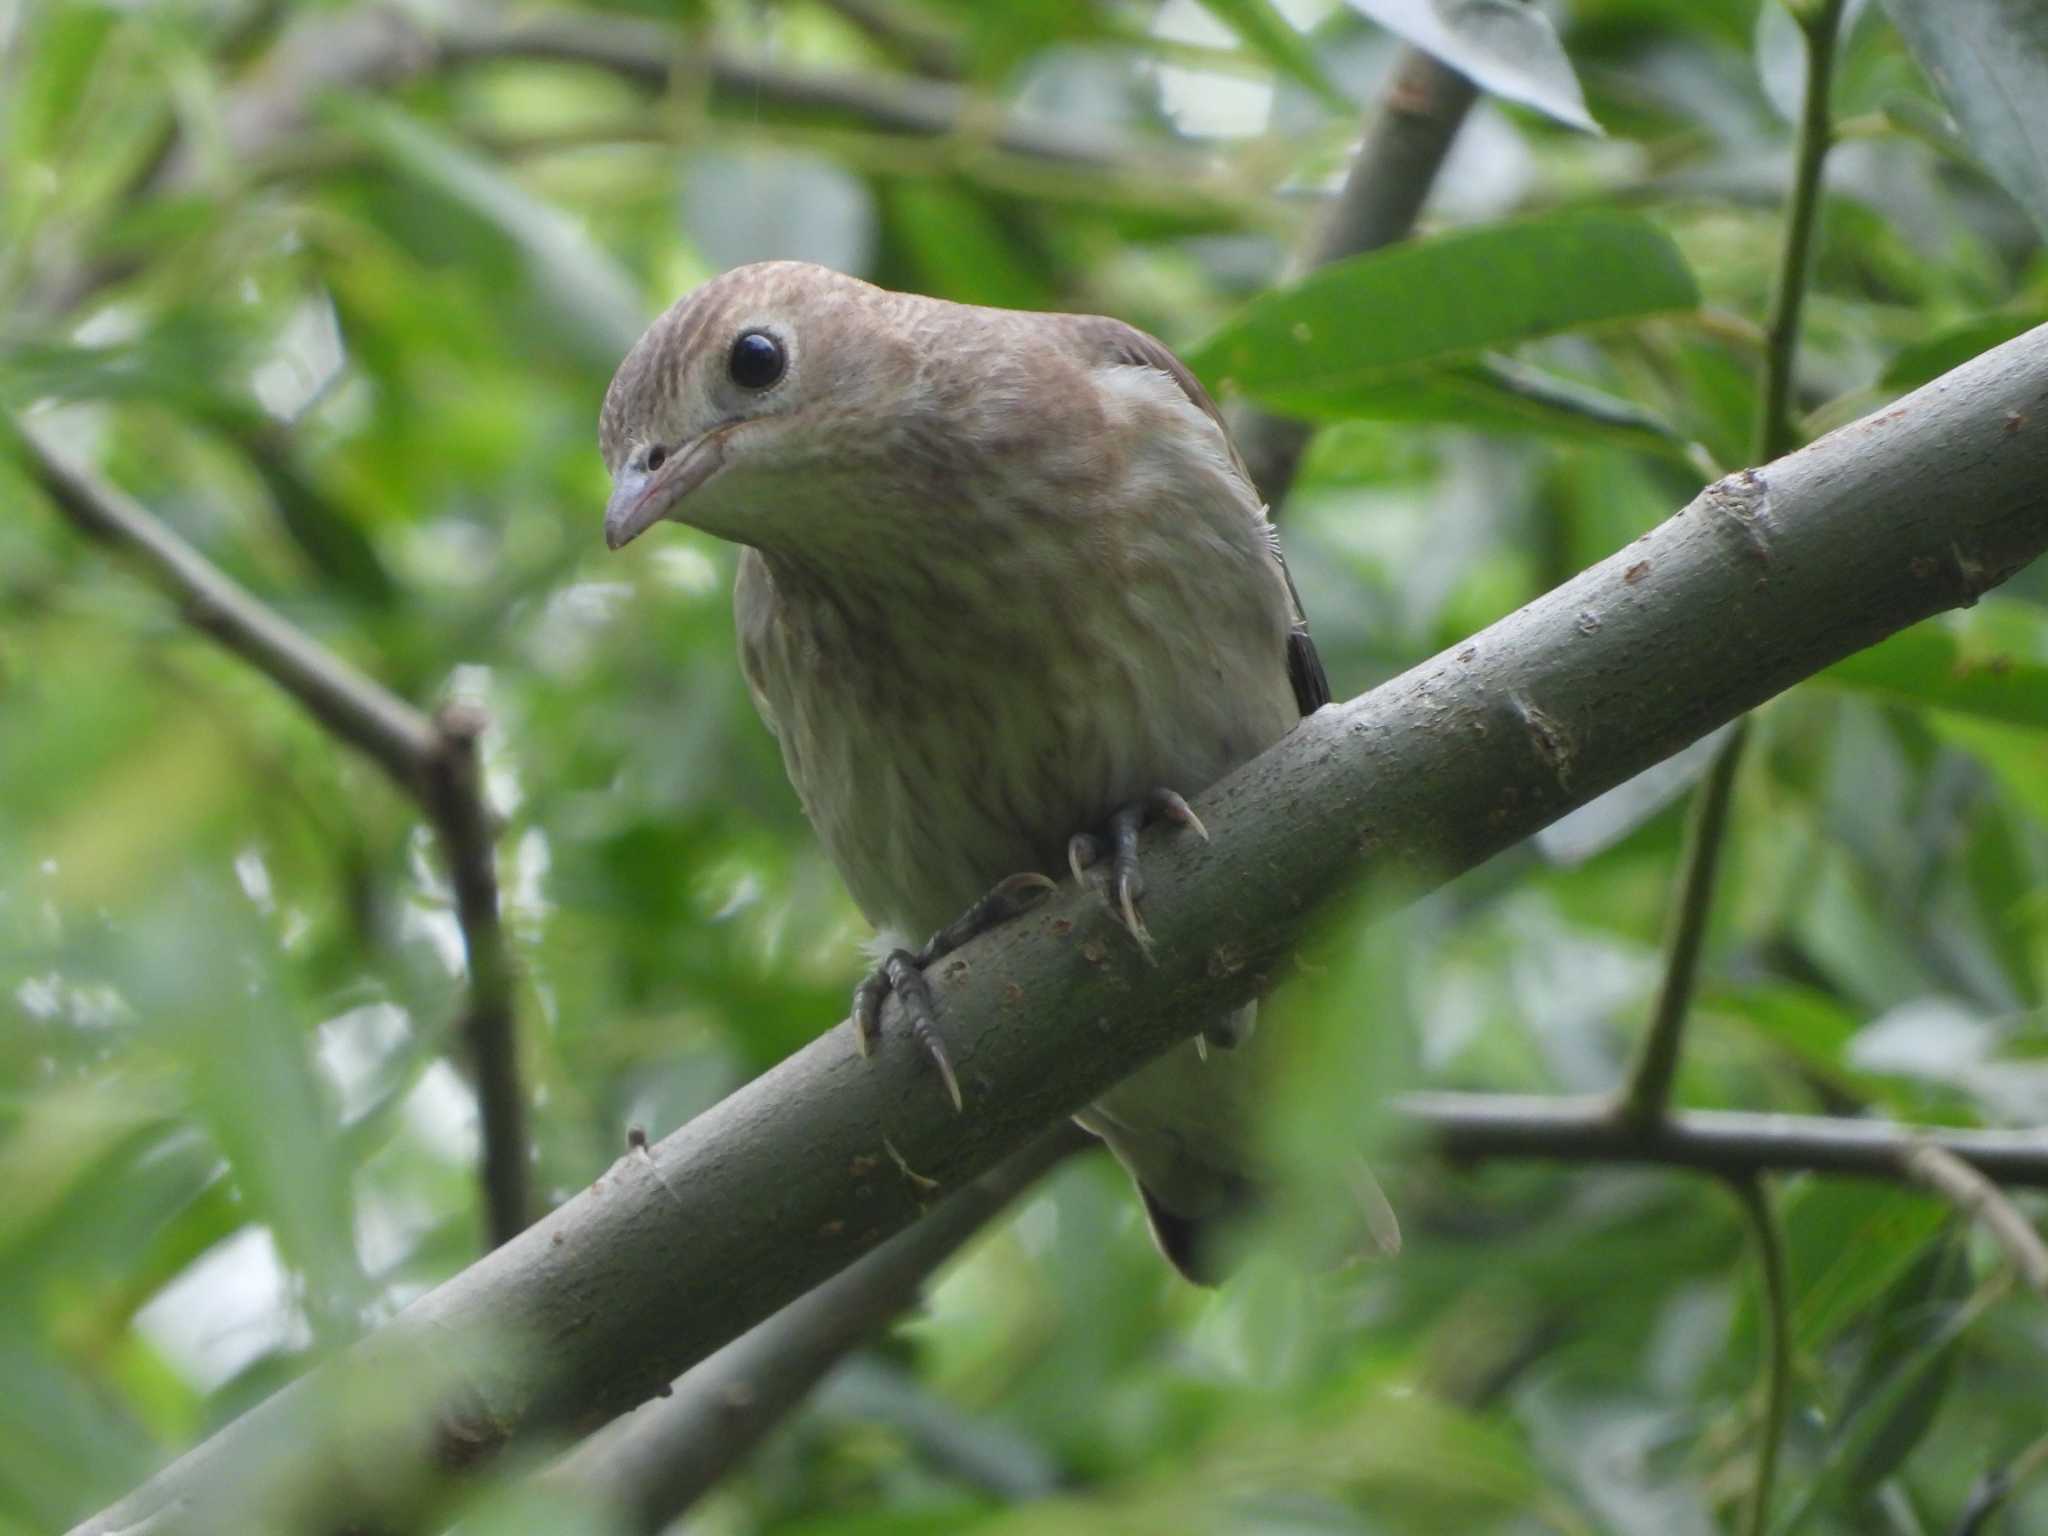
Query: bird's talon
xmin=1149 ymin=788 xmax=1209 ymax=843
xmin=851 ymin=975 xmax=885 ymax=1058
xmin=1116 ymin=877 xmax=1156 ymax=961
xmin=1075 ymin=787 xmax=1203 ymax=957
xmin=923 ymin=1033 xmax=965 ymax=1114
xmin=848 ymin=868 xmax=1055 ymax=1112
xmin=1067 ymin=833 xmax=1101 ymax=887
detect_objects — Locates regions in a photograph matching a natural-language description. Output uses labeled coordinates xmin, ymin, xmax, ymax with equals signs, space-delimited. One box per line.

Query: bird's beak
xmin=604 ymin=429 xmax=732 ymax=551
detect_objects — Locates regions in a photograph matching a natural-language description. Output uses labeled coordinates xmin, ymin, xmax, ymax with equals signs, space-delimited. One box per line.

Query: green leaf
xmin=1191 ymin=0 xmax=1349 ymax=109
xmin=5 ymin=2 xmax=117 ymax=168
xmin=1881 ymin=314 xmax=2048 ymax=389
xmin=1259 ymin=350 xmax=1712 ymax=467
xmin=1186 ymin=210 xmax=1700 ymax=402
xmin=884 ymin=182 xmax=1056 ymax=313
xmin=1836 ymin=1238 xmax=1971 ymax=1467
xmin=1878 ymin=90 xmax=1978 ymax=164
xmin=1927 ymin=713 xmax=2048 ymax=826
xmin=1880 ymin=0 xmax=2048 ymax=240
xmin=1782 ymin=1185 xmax=1946 ymax=1354
xmin=243 ymin=440 xmax=398 ymax=610
xmin=330 ymin=98 xmax=646 ymax=362
xmin=1775 ymin=1235 xmax=1976 ymax=1533
xmin=1816 ymin=601 xmax=2048 ymax=731
xmin=0 ymin=311 xmax=264 ymax=415
xmin=1339 ymin=0 xmax=1601 ymax=132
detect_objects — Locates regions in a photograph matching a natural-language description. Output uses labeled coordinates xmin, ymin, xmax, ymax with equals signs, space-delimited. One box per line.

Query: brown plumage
xmin=600 ymin=261 xmax=1387 ymax=1281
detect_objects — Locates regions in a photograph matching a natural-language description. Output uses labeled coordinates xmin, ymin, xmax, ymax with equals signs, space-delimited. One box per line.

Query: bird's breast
xmin=735 ymin=465 xmax=1298 ymax=941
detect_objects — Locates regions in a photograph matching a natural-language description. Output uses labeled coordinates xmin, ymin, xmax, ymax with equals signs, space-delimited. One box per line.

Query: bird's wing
xmin=1061 ymin=315 xmax=1330 ymax=717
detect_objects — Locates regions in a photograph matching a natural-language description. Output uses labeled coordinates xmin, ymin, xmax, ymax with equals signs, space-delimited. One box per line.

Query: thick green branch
xmin=65 ymin=325 xmax=2048 ymax=1536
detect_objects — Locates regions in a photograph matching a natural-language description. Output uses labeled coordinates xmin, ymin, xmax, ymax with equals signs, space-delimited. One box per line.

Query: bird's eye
xmin=728 ymin=329 xmax=786 ymax=391
xmin=645 ymin=445 xmax=667 ymax=472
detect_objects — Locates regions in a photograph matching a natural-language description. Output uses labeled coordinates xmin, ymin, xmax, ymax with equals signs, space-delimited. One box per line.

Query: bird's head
xmin=598 ymin=261 xmax=921 ymax=553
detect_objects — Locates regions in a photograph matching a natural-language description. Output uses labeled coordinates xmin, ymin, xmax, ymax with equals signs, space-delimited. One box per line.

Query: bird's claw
xmin=1074 ymin=787 xmax=1206 ymax=960
xmin=854 ymin=949 xmax=963 ymax=1111
xmin=850 ymin=869 xmax=1059 ymax=1112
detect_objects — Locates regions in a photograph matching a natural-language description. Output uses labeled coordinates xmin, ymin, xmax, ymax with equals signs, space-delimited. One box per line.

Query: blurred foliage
xmin=5 ymin=1 xmax=2048 ymax=1533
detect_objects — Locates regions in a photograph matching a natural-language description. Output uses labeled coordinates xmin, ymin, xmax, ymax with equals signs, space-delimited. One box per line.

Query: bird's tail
xmin=1075 ymin=1016 xmax=1401 ymax=1284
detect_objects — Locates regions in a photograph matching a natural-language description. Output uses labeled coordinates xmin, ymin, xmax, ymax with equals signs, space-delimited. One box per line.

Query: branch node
xmin=1705 ymin=467 xmax=1776 ymax=568
xmin=433 ymin=1390 xmax=513 ymax=1472
xmin=1948 ymin=540 xmax=1994 ymax=608
xmin=1509 ymin=692 xmax=1576 ymax=789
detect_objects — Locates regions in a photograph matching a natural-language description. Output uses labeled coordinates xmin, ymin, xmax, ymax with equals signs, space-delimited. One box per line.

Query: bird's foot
xmin=1067 ymin=788 xmax=1209 ymax=958
xmin=851 ymin=871 xmax=1058 ymax=1112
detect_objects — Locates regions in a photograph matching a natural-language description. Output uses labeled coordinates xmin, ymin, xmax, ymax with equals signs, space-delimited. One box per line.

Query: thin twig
xmin=440 ymin=9 xmax=1175 ymax=172
xmin=1756 ymin=0 xmax=1849 ymax=466
xmin=1408 ymin=1095 xmax=2048 ymax=1187
xmin=1236 ymin=45 xmax=1480 ymax=505
xmin=15 ymin=422 xmax=437 ymax=782
xmin=1618 ymin=0 xmax=1847 ymax=1127
xmin=424 ymin=704 xmax=532 ymax=1249
xmin=15 ymin=419 xmax=532 ymax=1247
xmin=1727 ymin=1176 xmax=1791 ymax=1536
xmin=1901 ymin=1140 xmax=2048 ymax=1297
xmin=1619 ymin=715 xmax=1750 ymax=1126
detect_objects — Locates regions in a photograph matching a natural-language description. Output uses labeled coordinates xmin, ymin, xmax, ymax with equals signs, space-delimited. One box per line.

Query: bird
xmin=599 ymin=260 xmax=1393 ymax=1281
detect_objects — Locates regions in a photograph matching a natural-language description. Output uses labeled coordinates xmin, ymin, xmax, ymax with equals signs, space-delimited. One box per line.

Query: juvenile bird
xmin=600 ymin=261 xmax=1388 ymax=1281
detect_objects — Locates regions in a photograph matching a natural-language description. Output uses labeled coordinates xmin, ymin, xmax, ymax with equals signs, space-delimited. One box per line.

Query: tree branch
xmin=1408 ymin=1095 xmax=2048 ymax=1185
xmin=16 ymin=424 xmax=436 ymax=782
xmin=1235 ymin=45 xmax=1479 ymax=505
xmin=15 ymin=420 xmax=532 ymax=1249
xmin=547 ymin=1125 xmax=1090 ymax=1532
xmin=64 ymin=322 xmax=2048 ymax=1536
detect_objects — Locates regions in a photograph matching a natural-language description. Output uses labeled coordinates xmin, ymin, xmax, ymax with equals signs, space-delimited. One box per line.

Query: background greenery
xmin=6 ymin=0 xmax=2048 ymax=1532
